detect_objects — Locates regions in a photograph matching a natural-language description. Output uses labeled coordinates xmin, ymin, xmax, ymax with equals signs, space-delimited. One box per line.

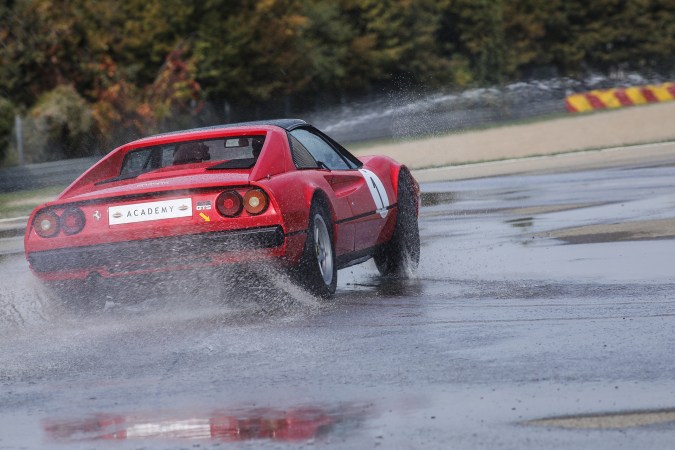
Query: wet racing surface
xmin=2 ymin=160 xmax=675 ymax=448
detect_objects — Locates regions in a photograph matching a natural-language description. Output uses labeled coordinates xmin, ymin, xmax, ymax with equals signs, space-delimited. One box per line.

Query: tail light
xmin=33 ymin=210 xmax=60 ymax=238
xmin=243 ymin=189 xmax=268 ymax=215
xmin=61 ymin=208 xmax=86 ymax=235
xmin=216 ymin=190 xmax=243 ymax=217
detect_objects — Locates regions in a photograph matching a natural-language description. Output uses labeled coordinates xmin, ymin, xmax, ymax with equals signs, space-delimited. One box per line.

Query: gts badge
xmin=196 ymin=201 xmax=212 ymax=211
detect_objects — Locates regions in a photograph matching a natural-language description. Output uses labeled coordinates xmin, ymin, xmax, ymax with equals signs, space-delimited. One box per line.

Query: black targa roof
xmin=146 ymin=119 xmax=309 ymax=141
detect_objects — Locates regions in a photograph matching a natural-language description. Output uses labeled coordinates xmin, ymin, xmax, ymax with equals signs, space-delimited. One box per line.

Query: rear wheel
xmin=296 ymin=200 xmax=337 ymax=298
xmin=374 ymin=171 xmax=420 ymax=277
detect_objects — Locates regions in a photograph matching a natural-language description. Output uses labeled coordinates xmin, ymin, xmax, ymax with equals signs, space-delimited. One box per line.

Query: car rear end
xmin=25 ymin=180 xmax=289 ymax=281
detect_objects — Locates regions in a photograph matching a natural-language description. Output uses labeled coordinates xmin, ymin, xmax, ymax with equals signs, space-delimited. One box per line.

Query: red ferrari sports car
xmin=24 ymin=119 xmax=420 ymax=298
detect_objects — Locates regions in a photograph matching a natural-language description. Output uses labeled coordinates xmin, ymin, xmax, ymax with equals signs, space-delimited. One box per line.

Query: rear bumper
xmin=27 ymin=226 xmax=285 ymax=275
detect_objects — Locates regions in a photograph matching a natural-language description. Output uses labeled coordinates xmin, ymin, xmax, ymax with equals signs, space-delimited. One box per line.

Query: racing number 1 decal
xmin=358 ymin=169 xmax=390 ymax=218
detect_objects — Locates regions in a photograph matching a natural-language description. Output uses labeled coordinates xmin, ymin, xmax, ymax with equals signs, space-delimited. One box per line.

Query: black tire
xmin=296 ymin=200 xmax=337 ymax=298
xmin=374 ymin=171 xmax=420 ymax=277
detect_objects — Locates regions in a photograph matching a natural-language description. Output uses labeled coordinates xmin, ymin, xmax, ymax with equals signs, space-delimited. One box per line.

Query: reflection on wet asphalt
xmin=1 ymin=162 xmax=675 ymax=448
xmin=44 ymin=403 xmax=368 ymax=443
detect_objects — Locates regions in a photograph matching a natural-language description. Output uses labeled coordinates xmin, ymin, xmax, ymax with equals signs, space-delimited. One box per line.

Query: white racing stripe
xmin=359 ymin=168 xmax=390 ymax=218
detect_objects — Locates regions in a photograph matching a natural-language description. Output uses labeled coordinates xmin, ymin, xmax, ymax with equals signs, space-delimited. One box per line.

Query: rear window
xmin=119 ymin=135 xmax=266 ymax=176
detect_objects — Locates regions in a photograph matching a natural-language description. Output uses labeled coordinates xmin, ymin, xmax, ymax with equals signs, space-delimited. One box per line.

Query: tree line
xmin=1 ymin=0 xmax=674 ymax=163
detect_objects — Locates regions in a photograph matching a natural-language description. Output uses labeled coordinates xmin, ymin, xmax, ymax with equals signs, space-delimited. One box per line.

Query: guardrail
xmin=321 ymin=99 xmax=565 ymax=144
xmin=0 ymin=157 xmax=99 ymax=192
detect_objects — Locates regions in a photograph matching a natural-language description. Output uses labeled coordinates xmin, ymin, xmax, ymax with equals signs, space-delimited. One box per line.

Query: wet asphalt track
xmin=1 ymin=158 xmax=675 ymax=449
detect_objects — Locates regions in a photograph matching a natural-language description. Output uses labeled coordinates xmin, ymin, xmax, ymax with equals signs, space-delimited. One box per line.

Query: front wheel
xmin=296 ymin=201 xmax=337 ymax=298
xmin=374 ymin=171 xmax=420 ymax=277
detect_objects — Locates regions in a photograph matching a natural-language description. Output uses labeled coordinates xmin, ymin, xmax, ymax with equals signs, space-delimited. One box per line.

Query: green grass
xmin=0 ymin=185 xmax=67 ymax=219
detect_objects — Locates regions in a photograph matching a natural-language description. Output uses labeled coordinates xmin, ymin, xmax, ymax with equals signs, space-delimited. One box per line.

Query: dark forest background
xmin=1 ymin=0 xmax=674 ymax=163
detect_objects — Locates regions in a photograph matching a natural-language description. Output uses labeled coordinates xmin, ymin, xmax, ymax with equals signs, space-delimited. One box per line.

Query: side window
xmin=289 ymin=134 xmax=318 ymax=169
xmin=290 ymin=129 xmax=351 ymax=170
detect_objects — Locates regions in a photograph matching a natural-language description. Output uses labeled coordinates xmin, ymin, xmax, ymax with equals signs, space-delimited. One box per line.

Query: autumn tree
xmin=27 ymin=85 xmax=94 ymax=160
xmin=0 ymin=97 xmax=15 ymax=163
xmin=0 ymin=0 xmax=93 ymax=106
